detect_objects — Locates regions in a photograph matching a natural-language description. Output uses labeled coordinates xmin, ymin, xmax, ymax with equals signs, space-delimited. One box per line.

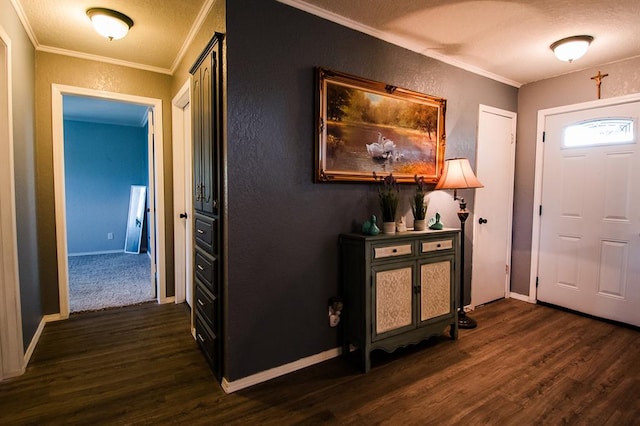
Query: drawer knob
xmin=392 ymin=248 xmax=397 ymax=253
xmin=197 ymin=229 xmax=205 ymax=234
xmin=197 ymin=264 xmax=204 ymax=271
xmin=436 ymin=243 xmax=441 ymax=248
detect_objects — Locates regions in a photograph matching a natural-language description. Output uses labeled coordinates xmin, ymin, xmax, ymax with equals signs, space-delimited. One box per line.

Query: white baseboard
xmin=1 ymin=365 xmax=25 ymax=380
xmin=19 ymin=313 xmax=63 ymax=377
xmin=44 ymin=313 xmax=68 ymax=322
xmin=67 ymin=249 xmax=123 ymax=257
xmin=221 ymin=347 xmax=342 ymax=393
xmin=509 ymin=292 xmax=536 ymax=303
xmin=23 ymin=316 xmax=47 ymax=367
xmin=160 ymin=296 xmax=175 ymax=304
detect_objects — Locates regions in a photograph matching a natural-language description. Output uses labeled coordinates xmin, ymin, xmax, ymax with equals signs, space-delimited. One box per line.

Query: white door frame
xmin=0 ymin=25 xmax=25 ymax=380
xmin=471 ymin=104 xmax=516 ymax=308
xmin=51 ymin=84 xmax=167 ymax=318
xmin=172 ymin=79 xmax=192 ymax=305
xmin=529 ymin=92 xmax=640 ymax=302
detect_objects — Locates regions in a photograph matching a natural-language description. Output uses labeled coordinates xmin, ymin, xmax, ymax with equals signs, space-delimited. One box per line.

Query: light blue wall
xmin=64 ymin=119 xmax=148 ymax=255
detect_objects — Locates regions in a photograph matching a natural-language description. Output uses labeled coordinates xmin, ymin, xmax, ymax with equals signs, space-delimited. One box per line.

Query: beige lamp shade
xmin=435 ymin=158 xmax=483 ymax=190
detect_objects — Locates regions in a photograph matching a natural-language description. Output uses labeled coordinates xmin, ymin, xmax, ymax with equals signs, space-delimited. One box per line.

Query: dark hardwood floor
xmin=1 ymin=298 xmax=638 ymax=425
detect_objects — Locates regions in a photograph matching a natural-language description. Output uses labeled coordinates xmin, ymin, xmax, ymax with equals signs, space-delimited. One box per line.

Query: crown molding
xmin=9 ymin=0 xmax=38 ymax=48
xmin=37 ymin=45 xmax=172 ymax=75
xmin=276 ymin=0 xmax=522 ymax=88
xmin=170 ymin=0 xmax=217 ymax=74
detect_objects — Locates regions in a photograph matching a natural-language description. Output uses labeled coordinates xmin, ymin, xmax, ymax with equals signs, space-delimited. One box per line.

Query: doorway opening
xmin=531 ymin=93 xmax=640 ymax=327
xmin=63 ymin=95 xmax=154 ymax=312
xmin=52 ymin=84 xmax=166 ymax=318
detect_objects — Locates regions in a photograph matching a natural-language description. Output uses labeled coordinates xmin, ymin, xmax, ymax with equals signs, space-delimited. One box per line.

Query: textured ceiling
xmin=280 ymin=0 xmax=640 ymax=86
xmin=63 ymin=95 xmax=149 ymax=127
xmin=16 ymin=0 xmax=207 ymax=73
xmin=14 ymin=0 xmax=640 ymax=86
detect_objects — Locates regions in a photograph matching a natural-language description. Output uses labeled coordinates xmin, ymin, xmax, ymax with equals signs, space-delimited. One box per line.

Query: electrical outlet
xmin=329 ymin=312 xmax=340 ymax=327
xmin=328 ymin=296 xmax=343 ymax=327
xmin=107 ymin=232 xmax=114 ymax=240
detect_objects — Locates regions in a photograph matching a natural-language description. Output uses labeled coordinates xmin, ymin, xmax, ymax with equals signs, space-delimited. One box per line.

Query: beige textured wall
xmin=512 ymin=57 xmax=640 ymax=296
xmin=171 ymin=0 xmax=226 ymax=97
xmin=1 ymin=0 xmax=42 ymax=346
xmin=35 ymin=51 xmax=174 ymax=313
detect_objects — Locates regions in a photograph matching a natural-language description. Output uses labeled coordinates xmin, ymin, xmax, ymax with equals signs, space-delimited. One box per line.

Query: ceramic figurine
xmin=396 ymin=216 xmax=407 ymax=233
xmin=429 ymin=212 xmax=444 ymax=230
xmin=362 ymin=215 xmax=380 ymax=235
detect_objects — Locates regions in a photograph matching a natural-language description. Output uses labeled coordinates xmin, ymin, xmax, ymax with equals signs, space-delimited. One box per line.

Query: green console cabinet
xmin=339 ymin=229 xmax=460 ymax=372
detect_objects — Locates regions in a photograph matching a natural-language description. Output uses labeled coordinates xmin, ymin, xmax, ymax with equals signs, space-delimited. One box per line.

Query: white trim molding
xmin=37 ymin=45 xmax=172 ymax=76
xmin=276 ymin=0 xmax=521 ymax=88
xmin=0 ymin=24 xmax=25 ymax=381
xmin=508 ymin=292 xmax=536 ymax=304
xmin=530 ymin=92 xmax=640 ymax=304
xmin=221 ymin=347 xmax=341 ymax=393
xmin=8 ymin=0 xmax=38 ymax=48
xmin=51 ymin=84 xmax=167 ymax=317
xmin=169 ymin=0 xmax=217 ymax=74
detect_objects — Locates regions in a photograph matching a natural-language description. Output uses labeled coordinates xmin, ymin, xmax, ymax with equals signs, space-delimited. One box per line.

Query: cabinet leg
xmin=363 ymin=350 xmax=371 ymax=373
xmin=450 ymin=322 xmax=458 ymax=340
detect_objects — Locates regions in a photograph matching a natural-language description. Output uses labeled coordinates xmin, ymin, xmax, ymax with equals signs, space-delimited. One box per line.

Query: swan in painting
xmin=367 ymin=132 xmax=397 ymax=159
xmin=381 ymin=137 xmax=396 ymax=153
xmin=366 ymin=132 xmax=385 ymax=158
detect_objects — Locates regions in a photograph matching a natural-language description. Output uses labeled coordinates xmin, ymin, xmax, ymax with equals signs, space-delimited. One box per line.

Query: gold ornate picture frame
xmin=316 ymin=68 xmax=446 ymax=183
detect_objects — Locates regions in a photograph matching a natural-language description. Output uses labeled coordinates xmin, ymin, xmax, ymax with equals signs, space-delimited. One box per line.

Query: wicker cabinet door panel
xmin=420 ymin=260 xmax=451 ymax=321
xmin=374 ymin=266 xmax=413 ymax=336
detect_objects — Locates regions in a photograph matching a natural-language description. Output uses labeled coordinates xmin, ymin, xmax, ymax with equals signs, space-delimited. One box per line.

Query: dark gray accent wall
xmin=0 ymin=0 xmax=42 ymax=350
xmin=225 ymin=0 xmax=517 ymax=380
xmin=511 ymin=56 xmax=640 ymax=296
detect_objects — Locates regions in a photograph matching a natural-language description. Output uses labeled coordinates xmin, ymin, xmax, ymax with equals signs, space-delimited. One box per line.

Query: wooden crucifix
xmin=590 ymin=70 xmax=609 ymax=99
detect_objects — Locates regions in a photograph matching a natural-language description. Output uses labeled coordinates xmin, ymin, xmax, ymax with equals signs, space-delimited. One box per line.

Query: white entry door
xmin=471 ymin=105 xmax=517 ymax=307
xmin=538 ymin=100 xmax=640 ymax=327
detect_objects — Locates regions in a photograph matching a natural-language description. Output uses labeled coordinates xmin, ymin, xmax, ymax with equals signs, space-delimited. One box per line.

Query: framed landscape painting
xmin=315 ymin=68 xmax=447 ymax=184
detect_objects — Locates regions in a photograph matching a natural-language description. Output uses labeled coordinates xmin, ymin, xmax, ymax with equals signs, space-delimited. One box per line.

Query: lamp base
xmin=458 ymin=311 xmax=477 ymax=329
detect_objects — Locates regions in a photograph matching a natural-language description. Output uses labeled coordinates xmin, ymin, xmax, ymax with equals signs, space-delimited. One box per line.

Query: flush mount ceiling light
xmin=87 ymin=8 xmax=134 ymax=41
xmin=550 ymin=35 xmax=594 ymax=63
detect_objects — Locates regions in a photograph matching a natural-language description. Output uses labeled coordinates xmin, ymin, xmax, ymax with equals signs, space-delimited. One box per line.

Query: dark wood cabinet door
xmin=192 ymin=72 xmax=203 ymax=211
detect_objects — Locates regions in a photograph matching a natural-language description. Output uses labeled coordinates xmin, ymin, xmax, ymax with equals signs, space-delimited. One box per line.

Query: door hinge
xmin=539 ymin=205 xmax=543 ymax=216
xmin=505 ymin=264 xmax=509 ymax=275
xmin=542 ymin=131 xmax=546 ymax=142
xmin=536 ymin=276 xmax=539 ymax=288
xmin=511 ymin=133 xmax=515 ymax=144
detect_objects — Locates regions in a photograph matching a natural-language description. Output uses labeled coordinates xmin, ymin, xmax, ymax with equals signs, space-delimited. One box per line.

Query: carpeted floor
xmin=68 ymin=253 xmax=154 ymax=313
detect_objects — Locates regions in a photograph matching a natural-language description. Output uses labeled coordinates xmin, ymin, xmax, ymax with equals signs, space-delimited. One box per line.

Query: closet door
xmin=192 ymin=69 xmax=203 ymax=212
xmin=200 ymin=50 xmax=216 ymax=215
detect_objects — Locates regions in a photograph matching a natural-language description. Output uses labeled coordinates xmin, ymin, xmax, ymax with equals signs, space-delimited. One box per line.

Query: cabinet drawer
xmin=373 ymin=243 xmax=413 ymax=260
xmin=195 ymin=215 xmax=216 ymax=253
xmin=195 ymin=249 xmax=217 ymax=293
xmin=421 ymin=239 xmax=453 ymax=253
xmin=195 ymin=314 xmax=216 ymax=365
xmin=195 ymin=284 xmax=216 ymax=326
